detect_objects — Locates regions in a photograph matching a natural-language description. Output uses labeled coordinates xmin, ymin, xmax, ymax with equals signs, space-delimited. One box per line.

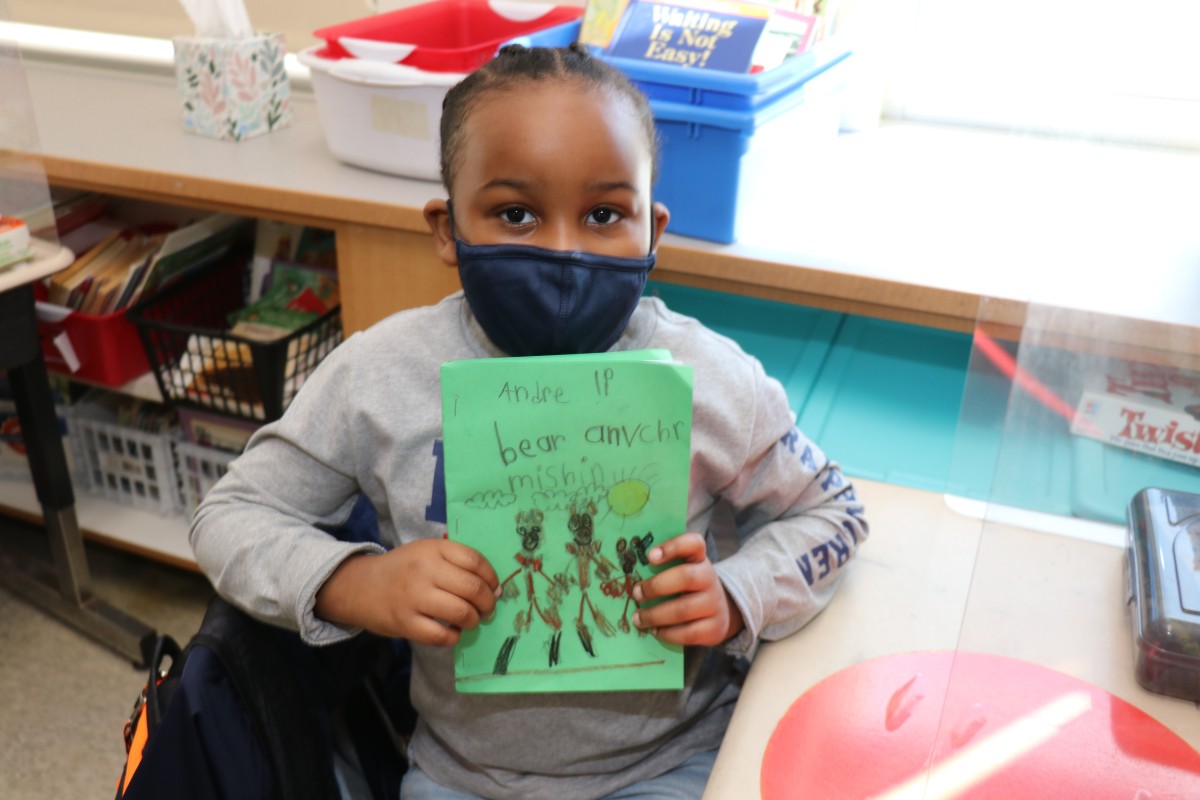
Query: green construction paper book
xmin=441 ymin=350 xmax=693 ymax=694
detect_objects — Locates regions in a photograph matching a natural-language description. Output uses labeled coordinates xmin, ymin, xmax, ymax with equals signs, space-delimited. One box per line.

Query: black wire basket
xmin=127 ymin=242 xmax=342 ymax=423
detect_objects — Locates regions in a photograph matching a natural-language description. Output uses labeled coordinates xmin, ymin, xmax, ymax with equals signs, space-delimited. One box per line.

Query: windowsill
xmin=721 ymin=119 xmax=1200 ymax=335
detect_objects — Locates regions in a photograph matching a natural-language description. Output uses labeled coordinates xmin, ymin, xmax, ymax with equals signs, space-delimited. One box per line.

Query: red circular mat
xmin=761 ymin=651 xmax=1200 ymax=799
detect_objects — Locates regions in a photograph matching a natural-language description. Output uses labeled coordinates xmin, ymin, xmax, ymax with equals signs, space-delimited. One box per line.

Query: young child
xmin=191 ymin=44 xmax=868 ymax=799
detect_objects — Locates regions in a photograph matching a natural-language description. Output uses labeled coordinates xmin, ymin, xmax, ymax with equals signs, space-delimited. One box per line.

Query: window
xmin=878 ymin=0 xmax=1200 ymax=149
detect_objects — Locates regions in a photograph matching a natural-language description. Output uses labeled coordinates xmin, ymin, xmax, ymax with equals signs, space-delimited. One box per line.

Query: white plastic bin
xmin=299 ymin=49 xmax=464 ymax=182
xmin=175 ymin=440 xmax=238 ymax=514
xmin=68 ymin=403 xmax=181 ymax=515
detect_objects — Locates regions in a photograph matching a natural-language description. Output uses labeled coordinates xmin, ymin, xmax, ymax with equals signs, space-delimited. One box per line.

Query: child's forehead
xmin=454 ymin=80 xmax=654 ymax=189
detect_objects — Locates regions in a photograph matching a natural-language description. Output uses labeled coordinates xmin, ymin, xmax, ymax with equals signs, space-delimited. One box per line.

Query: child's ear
xmin=423 ymin=198 xmax=458 ymax=266
xmin=650 ymin=201 xmax=670 ymax=254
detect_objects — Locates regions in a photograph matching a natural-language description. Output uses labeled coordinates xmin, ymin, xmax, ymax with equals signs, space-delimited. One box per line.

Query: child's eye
xmin=500 ymin=207 xmax=534 ymax=225
xmin=587 ymin=207 xmax=623 ymax=226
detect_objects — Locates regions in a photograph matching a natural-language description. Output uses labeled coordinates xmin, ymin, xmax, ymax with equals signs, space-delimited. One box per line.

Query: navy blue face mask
xmin=453 ymin=218 xmax=656 ymax=357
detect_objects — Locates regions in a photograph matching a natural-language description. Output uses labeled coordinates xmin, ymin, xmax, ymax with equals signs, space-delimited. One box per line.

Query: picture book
xmin=45 ymin=230 xmax=130 ymax=307
xmin=440 ymin=350 xmax=693 ymax=694
xmin=248 ymin=219 xmax=302 ymax=303
xmin=44 ymin=213 xmax=250 ymax=315
xmin=50 ymin=191 xmax=111 ymax=237
xmin=606 ymin=0 xmax=771 ymax=72
xmin=579 ymin=0 xmax=634 ymax=48
xmin=1071 ymin=357 xmax=1200 ymax=469
xmin=78 ymin=232 xmax=165 ymax=315
xmin=752 ymin=7 xmax=818 ymax=67
xmin=127 ymin=213 xmax=251 ymax=308
xmin=228 ymin=261 xmax=339 ymax=341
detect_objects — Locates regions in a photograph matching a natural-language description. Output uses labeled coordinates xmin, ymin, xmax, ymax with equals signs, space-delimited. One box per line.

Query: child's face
xmin=425 ymin=80 xmax=669 ymax=262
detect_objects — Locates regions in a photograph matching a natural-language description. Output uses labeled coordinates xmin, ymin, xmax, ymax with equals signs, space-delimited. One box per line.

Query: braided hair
xmin=439 ymin=43 xmax=659 ymax=191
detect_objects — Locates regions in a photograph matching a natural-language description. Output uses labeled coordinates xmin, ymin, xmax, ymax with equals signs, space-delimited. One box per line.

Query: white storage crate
xmin=68 ymin=403 xmax=181 ymax=515
xmin=176 ymin=440 xmax=238 ymax=514
xmin=0 ymin=399 xmax=76 ymax=481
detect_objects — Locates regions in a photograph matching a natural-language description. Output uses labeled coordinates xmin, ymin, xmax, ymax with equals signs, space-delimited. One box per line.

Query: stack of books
xmin=44 ymin=213 xmax=248 ymax=316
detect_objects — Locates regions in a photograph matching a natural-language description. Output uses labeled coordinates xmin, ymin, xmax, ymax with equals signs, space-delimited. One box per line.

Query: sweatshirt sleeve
xmin=708 ymin=355 xmax=869 ymax=659
xmin=189 ymin=333 xmax=384 ymax=646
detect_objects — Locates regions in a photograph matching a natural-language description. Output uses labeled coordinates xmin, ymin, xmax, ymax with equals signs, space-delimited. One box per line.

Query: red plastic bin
xmin=313 ymin=0 xmax=583 ymax=73
xmin=34 ymin=299 xmax=152 ymax=387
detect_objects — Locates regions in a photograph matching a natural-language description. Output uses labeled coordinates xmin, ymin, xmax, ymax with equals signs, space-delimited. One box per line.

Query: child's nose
xmin=540 ymin=220 xmax=581 ymax=253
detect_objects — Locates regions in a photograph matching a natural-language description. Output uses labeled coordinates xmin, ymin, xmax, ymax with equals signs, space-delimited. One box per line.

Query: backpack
xmin=117 ymin=497 xmax=415 ymax=800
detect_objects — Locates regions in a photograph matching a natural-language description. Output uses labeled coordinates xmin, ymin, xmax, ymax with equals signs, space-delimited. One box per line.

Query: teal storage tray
xmin=795 ymin=316 xmax=976 ymax=493
xmin=642 ymin=286 xmax=1180 ymax=527
xmin=644 ymin=281 xmax=841 ymax=410
xmin=1071 ymin=437 xmax=1200 ymax=525
xmin=947 ymin=347 xmax=1075 ymax=515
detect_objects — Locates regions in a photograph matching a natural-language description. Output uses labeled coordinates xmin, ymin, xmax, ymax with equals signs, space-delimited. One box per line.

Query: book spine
xmin=1071 ymin=390 xmax=1200 ymax=468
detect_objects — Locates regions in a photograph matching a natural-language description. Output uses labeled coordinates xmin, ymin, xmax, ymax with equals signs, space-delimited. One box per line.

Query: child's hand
xmin=315 ymin=539 xmax=499 ymax=647
xmin=631 ymin=532 xmax=745 ymax=647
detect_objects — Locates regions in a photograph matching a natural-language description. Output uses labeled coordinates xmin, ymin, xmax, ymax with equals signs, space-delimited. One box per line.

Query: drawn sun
xmin=604 ymin=463 xmax=660 ymax=525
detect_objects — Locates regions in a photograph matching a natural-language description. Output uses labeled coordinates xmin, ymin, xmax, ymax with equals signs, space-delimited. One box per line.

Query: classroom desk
xmin=19 ymin=58 xmax=1200 ymax=358
xmin=0 ymin=241 xmax=155 ymax=664
xmin=703 ymin=478 xmax=1200 ymax=798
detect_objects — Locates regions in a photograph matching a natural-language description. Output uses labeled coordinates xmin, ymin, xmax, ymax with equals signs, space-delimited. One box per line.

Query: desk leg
xmin=0 ymin=340 xmax=156 ymax=666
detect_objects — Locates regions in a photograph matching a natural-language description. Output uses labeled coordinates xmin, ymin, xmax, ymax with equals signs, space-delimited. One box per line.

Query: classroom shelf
xmin=0 ymin=477 xmax=196 ymax=571
xmin=59 ymin=369 xmax=162 ymax=404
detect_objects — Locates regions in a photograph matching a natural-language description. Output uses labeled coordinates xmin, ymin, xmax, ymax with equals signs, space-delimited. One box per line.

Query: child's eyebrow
xmin=481 ymin=178 xmax=537 ymax=192
xmin=587 ymin=181 xmax=637 ymax=193
xmin=479 ymin=178 xmax=637 ymax=195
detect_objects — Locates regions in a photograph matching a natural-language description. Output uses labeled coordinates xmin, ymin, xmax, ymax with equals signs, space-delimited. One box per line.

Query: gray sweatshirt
xmin=191 ymin=292 xmax=868 ymax=799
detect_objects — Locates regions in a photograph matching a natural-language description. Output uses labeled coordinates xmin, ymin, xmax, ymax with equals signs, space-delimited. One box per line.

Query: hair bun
xmin=496 ymin=44 xmax=528 ymax=58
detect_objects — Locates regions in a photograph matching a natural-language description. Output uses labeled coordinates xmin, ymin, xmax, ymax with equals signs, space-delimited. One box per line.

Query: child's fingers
xmin=635 ymin=559 xmax=710 ymax=604
xmin=646 ymin=617 xmax=723 ymax=647
xmin=435 ymin=565 xmax=498 ymax=618
xmin=420 ymin=586 xmax=490 ymax=633
xmin=634 ymin=583 xmax=720 ymax=630
xmin=646 ymin=531 xmax=707 ymax=566
xmin=404 ymin=613 xmax=464 ymax=647
xmin=441 ymin=540 xmax=500 ymax=589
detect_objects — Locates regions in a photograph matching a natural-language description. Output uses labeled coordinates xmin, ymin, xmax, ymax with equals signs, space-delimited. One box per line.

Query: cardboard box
xmin=1071 ymin=358 xmax=1200 ymax=468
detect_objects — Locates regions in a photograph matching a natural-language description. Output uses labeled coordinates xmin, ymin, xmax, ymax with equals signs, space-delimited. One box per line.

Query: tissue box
xmin=172 ymin=33 xmax=294 ymax=142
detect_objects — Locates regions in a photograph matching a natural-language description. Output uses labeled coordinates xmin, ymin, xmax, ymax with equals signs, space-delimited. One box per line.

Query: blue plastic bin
xmin=645 ymin=49 xmax=851 ymax=243
xmin=601 ymin=39 xmax=850 ymax=111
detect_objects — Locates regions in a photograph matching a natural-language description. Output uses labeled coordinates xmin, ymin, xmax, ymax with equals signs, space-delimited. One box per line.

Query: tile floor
xmin=0 ymin=516 xmax=212 ymax=799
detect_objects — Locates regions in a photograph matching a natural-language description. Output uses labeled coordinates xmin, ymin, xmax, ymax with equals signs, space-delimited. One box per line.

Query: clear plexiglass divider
xmin=924 ymin=298 xmax=1200 ymax=798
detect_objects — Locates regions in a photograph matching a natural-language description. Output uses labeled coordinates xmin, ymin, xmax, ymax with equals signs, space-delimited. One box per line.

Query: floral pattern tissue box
xmin=172 ymin=33 xmax=293 ymax=142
